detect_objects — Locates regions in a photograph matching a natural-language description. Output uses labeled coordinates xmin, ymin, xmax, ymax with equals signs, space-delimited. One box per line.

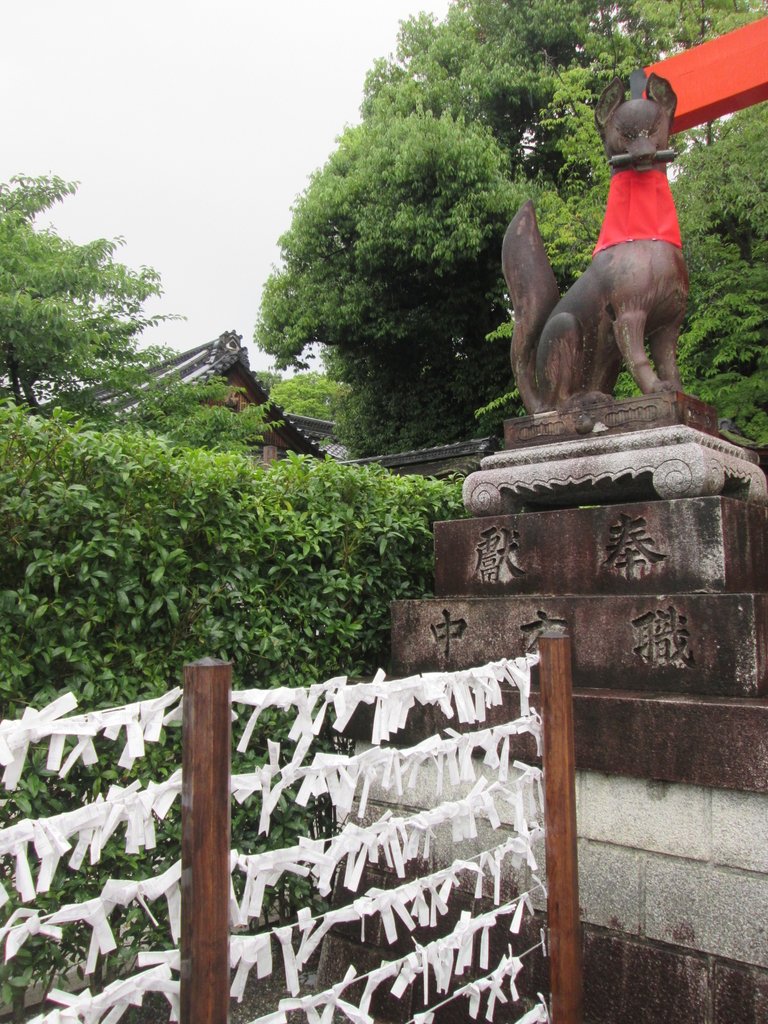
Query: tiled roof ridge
xmin=285 ymin=414 xmax=336 ymax=431
xmin=148 ymin=330 xmax=244 ymax=375
xmin=345 ymin=436 xmax=499 ymax=467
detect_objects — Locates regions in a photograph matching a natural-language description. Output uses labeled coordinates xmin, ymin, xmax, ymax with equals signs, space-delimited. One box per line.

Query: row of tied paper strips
xmin=0 ymin=657 xmax=550 ymax=1024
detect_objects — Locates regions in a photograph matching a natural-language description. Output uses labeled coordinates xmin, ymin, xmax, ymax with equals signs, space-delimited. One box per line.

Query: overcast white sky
xmin=0 ymin=0 xmax=453 ymax=374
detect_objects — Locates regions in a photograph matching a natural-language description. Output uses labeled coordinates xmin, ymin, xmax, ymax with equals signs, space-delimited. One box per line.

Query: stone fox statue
xmin=503 ymin=73 xmax=688 ymax=416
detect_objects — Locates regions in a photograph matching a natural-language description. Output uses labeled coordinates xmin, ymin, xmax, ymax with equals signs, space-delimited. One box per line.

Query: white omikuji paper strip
xmin=232 ymin=816 xmax=540 ymax=935
xmin=99 ymin=831 xmax=543 ymax=1002
xmin=0 ymin=759 xmax=540 ymax=965
xmin=7 ymin=654 xmax=543 ymax=1022
xmin=0 ymin=861 xmax=184 ymax=966
xmin=0 ymin=772 xmax=182 ymax=906
xmin=226 ymin=834 xmax=543 ymax=1001
xmin=232 ymin=656 xmax=537 ymax=755
xmin=409 ymin=971 xmax=550 ymax=1024
xmin=230 ymin=713 xmax=541 ymax=833
xmin=26 ymin=964 xmax=180 ymax=1024
xmin=239 ymin=892 xmax=541 ymax=1024
xmin=235 ymin=766 xmax=542 ymax=915
xmin=0 ymin=689 xmax=182 ymax=791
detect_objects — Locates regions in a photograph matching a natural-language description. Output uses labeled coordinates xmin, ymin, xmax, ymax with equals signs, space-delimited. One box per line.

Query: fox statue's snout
xmin=504 ymin=73 xmax=689 ymax=417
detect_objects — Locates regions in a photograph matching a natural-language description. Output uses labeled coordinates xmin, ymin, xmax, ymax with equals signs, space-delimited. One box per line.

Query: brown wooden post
xmin=538 ymin=632 xmax=583 ymax=1024
xmin=181 ymin=658 xmax=232 ymax=1024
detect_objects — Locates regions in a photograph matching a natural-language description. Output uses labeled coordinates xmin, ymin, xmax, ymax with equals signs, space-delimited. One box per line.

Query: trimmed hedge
xmin=0 ymin=403 xmax=465 ymax=1010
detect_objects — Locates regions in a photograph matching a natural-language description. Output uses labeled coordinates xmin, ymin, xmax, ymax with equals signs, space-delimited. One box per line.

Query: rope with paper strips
xmin=2 ymin=656 xmax=548 ymax=1023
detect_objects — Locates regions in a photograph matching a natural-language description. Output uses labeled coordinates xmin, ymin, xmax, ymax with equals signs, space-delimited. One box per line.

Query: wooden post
xmin=180 ymin=658 xmax=232 ymax=1024
xmin=538 ymin=632 xmax=583 ymax=1024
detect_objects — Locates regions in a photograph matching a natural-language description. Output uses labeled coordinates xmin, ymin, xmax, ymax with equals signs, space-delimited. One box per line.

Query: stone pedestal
xmin=385 ymin=402 xmax=768 ymax=1021
xmin=463 ymin=425 xmax=767 ymax=515
xmin=323 ymin=397 xmax=768 ymax=1023
xmin=503 ymin=391 xmax=720 ymax=449
xmin=391 ymin=593 xmax=768 ymax=697
xmin=435 ymin=496 xmax=768 ymax=597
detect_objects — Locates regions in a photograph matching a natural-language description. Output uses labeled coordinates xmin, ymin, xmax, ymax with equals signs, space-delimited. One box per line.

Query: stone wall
xmin=545 ymin=771 xmax=768 ymax=1022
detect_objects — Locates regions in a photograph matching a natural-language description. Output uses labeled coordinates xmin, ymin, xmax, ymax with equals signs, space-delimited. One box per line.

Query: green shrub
xmin=0 ymin=402 xmax=464 ymax=1010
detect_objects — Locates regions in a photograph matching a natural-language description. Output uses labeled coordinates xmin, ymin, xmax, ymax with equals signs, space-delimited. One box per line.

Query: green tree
xmin=674 ymin=104 xmax=768 ymax=443
xmin=253 ymin=368 xmax=284 ymax=394
xmin=269 ymin=371 xmax=349 ymax=420
xmin=0 ymin=175 xmax=172 ymax=414
xmin=255 ymin=0 xmax=638 ymax=454
xmin=257 ymin=109 xmax=523 ymax=456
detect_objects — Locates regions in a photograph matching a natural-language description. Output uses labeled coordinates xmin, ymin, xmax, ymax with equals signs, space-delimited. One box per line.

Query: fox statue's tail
xmin=502 ymin=201 xmax=560 ymax=414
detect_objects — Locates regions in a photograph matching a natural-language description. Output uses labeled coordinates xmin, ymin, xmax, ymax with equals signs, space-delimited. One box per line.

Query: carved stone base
xmin=390 ymin=594 xmax=768 ymax=697
xmin=503 ymin=392 xmax=719 ymax=449
xmin=463 ymin=426 xmax=767 ymax=516
xmin=434 ymin=496 xmax=768 ymax=598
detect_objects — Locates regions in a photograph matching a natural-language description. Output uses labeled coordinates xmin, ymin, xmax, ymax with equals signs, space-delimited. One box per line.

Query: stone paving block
xmin=644 ymin=857 xmax=768 ymax=967
xmin=712 ymin=789 xmax=768 ymax=873
xmin=391 ymin=593 xmax=768 ymax=696
xmin=713 ymin=960 xmax=768 ymax=1024
xmin=529 ymin=836 xmax=641 ymax=932
xmin=579 ymin=772 xmax=711 ymax=860
xmin=582 ymin=928 xmax=709 ymax=1024
xmin=578 ymin=839 xmax=642 ymax=934
xmin=434 ymin=496 xmax=768 ymax=598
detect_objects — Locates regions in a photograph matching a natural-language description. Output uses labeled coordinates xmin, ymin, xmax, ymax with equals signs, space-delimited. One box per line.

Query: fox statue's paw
xmin=558 ymin=391 xmax=617 ymax=435
xmin=646 ymin=379 xmax=678 ymax=395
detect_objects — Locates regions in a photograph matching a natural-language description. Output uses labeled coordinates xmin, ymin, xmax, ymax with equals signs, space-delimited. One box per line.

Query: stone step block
xmin=390 ymin=594 xmax=768 ymax=697
xmin=434 ymin=496 xmax=768 ymax=597
xmin=577 ymin=774 xmax=712 ymax=861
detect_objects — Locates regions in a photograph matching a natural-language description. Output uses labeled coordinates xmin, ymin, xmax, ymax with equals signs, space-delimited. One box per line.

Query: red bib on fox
xmin=593 ymin=169 xmax=682 ymax=255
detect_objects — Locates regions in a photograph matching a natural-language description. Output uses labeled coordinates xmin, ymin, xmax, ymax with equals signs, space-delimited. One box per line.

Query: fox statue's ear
xmin=595 ymin=78 xmax=625 ymax=136
xmin=646 ymin=73 xmax=678 ymax=125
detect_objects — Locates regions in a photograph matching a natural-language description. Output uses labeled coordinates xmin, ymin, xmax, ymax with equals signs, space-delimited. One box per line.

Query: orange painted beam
xmin=646 ymin=18 xmax=768 ymax=133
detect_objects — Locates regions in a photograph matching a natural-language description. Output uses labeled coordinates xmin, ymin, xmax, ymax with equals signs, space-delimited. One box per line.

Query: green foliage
xmin=0 ymin=401 xmax=463 ymax=1001
xmin=269 ymin=371 xmax=349 ymax=420
xmin=0 ymin=399 xmax=462 ymax=709
xmin=0 ymin=175 xmax=174 ymax=415
xmin=673 ymin=105 xmax=768 ymax=443
xmin=120 ymin=375 xmax=270 ymax=453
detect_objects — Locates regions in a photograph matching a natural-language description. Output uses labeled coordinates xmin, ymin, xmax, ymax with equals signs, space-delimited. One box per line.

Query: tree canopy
xmin=269 ymin=371 xmax=349 ymax=420
xmin=0 ymin=175 xmax=171 ymax=415
xmin=674 ymin=104 xmax=768 ymax=443
xmin=256 ymin=0 xmax=766 ymax=454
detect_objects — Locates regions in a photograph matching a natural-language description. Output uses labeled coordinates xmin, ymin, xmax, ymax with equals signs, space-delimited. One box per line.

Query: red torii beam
xmin=646 ymin=17 xmax=768 ymax=132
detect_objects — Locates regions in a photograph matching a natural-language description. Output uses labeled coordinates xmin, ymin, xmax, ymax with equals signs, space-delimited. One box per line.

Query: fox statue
xmin=503 ymin=73 xmax=688 ymax=419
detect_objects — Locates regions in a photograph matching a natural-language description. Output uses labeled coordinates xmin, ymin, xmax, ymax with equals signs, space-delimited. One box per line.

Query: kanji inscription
xmin=632 ymin=605 xmax=694 ymax=668
xmin=430 ymin=608 xmax=468 ymax=658
xmin=605 ymin=513 xmax=666 ymax=580
xmin=520 ymin=609 xmax=568 ymax=652
xmin=474 ymin=526 xmax=526 ymax=584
